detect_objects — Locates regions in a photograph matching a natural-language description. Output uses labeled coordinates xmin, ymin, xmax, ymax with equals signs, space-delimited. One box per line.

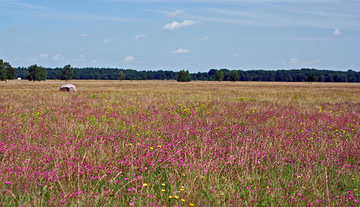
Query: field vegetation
xmin=0 ymin=80 xmax=359 ymax=206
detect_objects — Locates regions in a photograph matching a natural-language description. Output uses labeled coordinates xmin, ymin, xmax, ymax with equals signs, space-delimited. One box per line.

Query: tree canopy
xmin=229 ymin=70 xmax=239 ymax=81
xmin=177 ymin=70 xmax=191 ymax=82
xmin=27 ymin=64 xmax=47 ymax=82
xmin=9 ymin=65 xmax=360 ymax=83
xmin=0 ymin=59 xmax=6 ymax=81
xmin=0 ymin=59 xmax=15 ymax=81
xmin=307 ymin=74 xmax=319 ymax=82
xmin=60 ymin=64 xmax=73 ymax=82
xmin=117 ymin=70 xmax=126 ymax=81
xmin=214 ymin=70 xmax=224 ymax=82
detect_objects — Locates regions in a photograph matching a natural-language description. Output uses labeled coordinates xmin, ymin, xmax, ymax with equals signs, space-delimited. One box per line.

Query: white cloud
xmin=333 ymin=29 xmax=342 ymax=36
xmin=36 ymin=9 xmax=133 ymax=22
xmin=134 ymin=34 xmax=146 ymax=39
xmin=11 ymin=2 xmax=47 ymax=10
xmin=80 ymin=33 xmax=92 ymax=37
xmin=173 ymin=48 xmax=190 ymax=54
xmin=186 ymin=2 xmax=360 ymax=30
xmin=52 ymin=54 xmax=64 ymax=61
xmin=167 ymin=10 xmax=185 ymax=17
xmin=103 ymin=38 xmax=113 ymax=44
xmin=289 ymin=58 xmax=299 ymax=64
xmin=124 ymin=56 xmax=134 ymax=62
xmin=163 ymin=20 xmax=199 ymax=30
xmin=39 ymin=54 xmax=48 ymax=59
xmin=6 ymin=25 xmax=25 ymax=32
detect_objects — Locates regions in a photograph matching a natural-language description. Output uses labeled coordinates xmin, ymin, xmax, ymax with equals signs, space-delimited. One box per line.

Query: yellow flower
xmin=174 ymin=196 xmax=179 ymax=199
xmin=162 ymin=189 xmax=165 ymax=192
xmin=161 ymin=183 xmax=165 ymax=186
xmin=190 ymin=203 xmax=194 ymax=206
xmin=143 ymin=183 xmax=148 ymax=187
xmin=221 ymin=193 xmax=224 ymax=196
xmin=169 ymin=196 xmax=173 ymax=198
xmin=150 ymin=147 xmax=154 ymax=150
xmin=201 ymin=176 xmax=205 ymax=179
xmin=354 ymin=189 xmax=358 ymax=191
xmin=182 ymin=199 xmax=185 ymax=202
xmin=128 ymin=143 xmax=132 ymax=146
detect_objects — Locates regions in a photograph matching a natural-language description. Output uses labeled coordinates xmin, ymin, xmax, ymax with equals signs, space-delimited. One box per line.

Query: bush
xmin=177 ymin=70 xmax=191 ymax=82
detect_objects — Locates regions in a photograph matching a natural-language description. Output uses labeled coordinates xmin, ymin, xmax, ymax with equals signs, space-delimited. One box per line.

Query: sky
xmin=1 ymin=0 xmax=360 ymax=72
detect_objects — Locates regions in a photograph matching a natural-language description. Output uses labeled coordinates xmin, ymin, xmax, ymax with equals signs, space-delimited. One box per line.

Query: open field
xmin=0 ymin=80 xmax=359 ymax=206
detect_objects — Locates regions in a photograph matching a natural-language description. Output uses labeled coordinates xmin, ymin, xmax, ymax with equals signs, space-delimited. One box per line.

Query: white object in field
xmin=60 ymin=83 xmax=76 ymax=92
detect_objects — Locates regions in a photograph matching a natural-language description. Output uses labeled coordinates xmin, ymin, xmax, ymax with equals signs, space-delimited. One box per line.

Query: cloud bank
xmin=164 ymin=20 xmax=199 ymax=30
xmin=124 ymin=56 xmax=134 ymax=62
xmin=173 ymin=48 xmax=190 ymax=54
xmin=333 ymin=29 xmax=342 ymax=36
xmin=167 ymin=10 xmax=185 ymax=17
xmin=134 ymin=34 xmax=146 ymax=39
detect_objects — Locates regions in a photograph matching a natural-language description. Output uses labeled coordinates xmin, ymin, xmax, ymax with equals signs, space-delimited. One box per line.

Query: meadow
xmin=0 ymin=80 xmax=359 ymax=206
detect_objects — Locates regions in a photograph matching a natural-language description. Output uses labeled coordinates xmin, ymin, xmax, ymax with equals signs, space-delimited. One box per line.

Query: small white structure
xmin=17 ymin=77 xmax=21 ymax=80
xmin=60 ymin=84 xmax=76 ymax=92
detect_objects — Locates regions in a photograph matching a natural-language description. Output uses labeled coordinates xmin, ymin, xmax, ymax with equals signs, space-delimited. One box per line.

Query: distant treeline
xmin=15 ymin=67 xmax=360 ymax=82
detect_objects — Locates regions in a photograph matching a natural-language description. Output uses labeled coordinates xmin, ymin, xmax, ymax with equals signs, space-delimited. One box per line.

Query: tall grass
xmin=0 ymin=80 xmax=359 ymax=206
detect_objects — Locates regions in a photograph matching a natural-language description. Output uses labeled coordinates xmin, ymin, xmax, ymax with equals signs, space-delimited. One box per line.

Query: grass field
xmin=0 ymin=80 xmax=359 ymax=206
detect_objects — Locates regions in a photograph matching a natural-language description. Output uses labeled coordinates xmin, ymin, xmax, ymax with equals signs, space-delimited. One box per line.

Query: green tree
xmin=229 ymin=70 xmax=239 ymax=82
xmin=2 ymin=61 xmax=15 ymax=79
xmin=117 ymin=70 xmax=126 ymax=81
xmin=28 ymin=65 xmax=36 ymax=81
xmin=214 ymin=70 xmax=224 ymax=82
xmin=60 ymin=64 xmax=73 ymax=82
xmin=0 ymin=59 xmax=7 ymax=81
xmin=177 ymin=70 xmax=191 ymax=82
xmin=326 ymin=73 xmax=334 ymax=82
xmin=307 ymin=74 xmax=318 ymax=83
xmin=27 ymin=64 xmax=47 ymax=82
xmin=38 ymin=66 xmax=47 ymax=81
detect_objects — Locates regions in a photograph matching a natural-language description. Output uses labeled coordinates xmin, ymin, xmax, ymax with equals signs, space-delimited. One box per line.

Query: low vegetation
xmin=0 ymin=80 xmax=359 ymax=206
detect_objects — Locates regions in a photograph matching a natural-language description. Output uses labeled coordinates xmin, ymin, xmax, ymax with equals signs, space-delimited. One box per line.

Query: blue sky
xmin=1 ymin=0 xmax=360 ymax=72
